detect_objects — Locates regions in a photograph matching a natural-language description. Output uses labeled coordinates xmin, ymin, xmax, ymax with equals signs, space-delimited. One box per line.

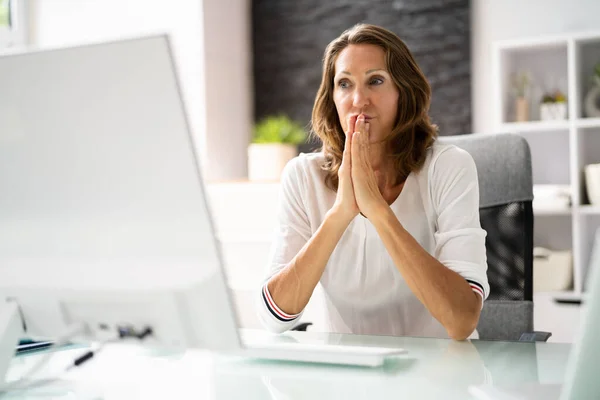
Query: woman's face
xmin=333 ymin=44 xmax=399 ymax=142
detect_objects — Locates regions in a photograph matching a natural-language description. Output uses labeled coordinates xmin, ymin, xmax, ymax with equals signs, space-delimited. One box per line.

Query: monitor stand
xmin=0 ymin=302 xmax=24 ymax=389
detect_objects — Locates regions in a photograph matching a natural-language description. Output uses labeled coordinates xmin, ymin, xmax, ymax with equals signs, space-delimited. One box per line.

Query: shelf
xmin=499 ymin=119 xmax=600 ymax=131
xmin=495 ymin=36 xmax=568 ymax=51
xmin=535 ymin=290 xmax=582 ymax=299
xmin=574 ymin=32 xmax=600 ymax=44
xmin=499 ymin=120 xmax=570 ymax=133
xmin=533 ymin=207 xmax=572 ymax=216
xmin=535 ymin=290 xmax=578 ymax=297
xmin=576 ymin=118 xmax=600 ymax=129
xmin=579 ymin=205 xmax=600 ymax=214
xmin=554 ymin=292 xmax=586 ymax=304
xmin=494 ymin=31 xmax=600 ymax=301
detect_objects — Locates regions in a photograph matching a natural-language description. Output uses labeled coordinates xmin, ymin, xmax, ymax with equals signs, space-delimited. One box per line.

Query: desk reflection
xmin=213 ymin=333 xmax=503 ymax=400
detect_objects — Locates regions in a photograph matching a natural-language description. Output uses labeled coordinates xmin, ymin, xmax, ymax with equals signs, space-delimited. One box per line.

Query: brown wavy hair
xmin=311 ymin=23 xmax=438 ymax=190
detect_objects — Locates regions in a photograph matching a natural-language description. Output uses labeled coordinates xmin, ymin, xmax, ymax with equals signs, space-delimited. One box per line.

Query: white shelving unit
xmin=493 ymin=32 xmax=600 ymax=301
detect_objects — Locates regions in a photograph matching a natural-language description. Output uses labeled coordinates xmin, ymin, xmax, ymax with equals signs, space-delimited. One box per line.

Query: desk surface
xmin=5 ymin=329 xmax=572 ymax=399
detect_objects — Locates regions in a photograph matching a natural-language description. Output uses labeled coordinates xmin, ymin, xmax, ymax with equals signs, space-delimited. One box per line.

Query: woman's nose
xmin=352 ymin=87 xmax=370 ymax=108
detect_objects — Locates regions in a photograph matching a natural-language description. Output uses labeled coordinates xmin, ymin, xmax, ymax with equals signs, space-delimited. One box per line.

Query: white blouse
xmin=256 ymin=142 xmax=489 ymax=338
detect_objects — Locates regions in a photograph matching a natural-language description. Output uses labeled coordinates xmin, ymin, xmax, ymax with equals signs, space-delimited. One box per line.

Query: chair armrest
xmin=519 ymin=331 xmax=552 ymax=342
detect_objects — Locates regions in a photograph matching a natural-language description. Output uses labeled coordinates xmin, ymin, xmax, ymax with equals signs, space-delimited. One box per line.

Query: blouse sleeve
xmin=256 ymin=157 xmax=313 ymax=332
xmin=430 ymin=146 xmax=490 ymax=304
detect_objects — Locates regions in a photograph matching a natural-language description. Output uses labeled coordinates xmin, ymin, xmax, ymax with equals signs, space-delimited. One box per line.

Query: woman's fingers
xmin=347 ymin=115 xmax=357 ymax=136
xmin=353 ymin=116 xmax=367 ymax=166
xmin=355 ymin=115 xmax=364 ymax=135
xmin=351 ymin=131 xmax=360 ymax=173
xmin=355 ymin=116 xmax=369 ymax=144
xmin=341 ymin=129 xmax=351 ymax=171
xmin=343 ymin=115 xmax=357 ymax=169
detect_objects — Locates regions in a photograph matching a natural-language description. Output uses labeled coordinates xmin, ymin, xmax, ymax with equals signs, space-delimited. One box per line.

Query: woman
xmin=256 ymin=24 xmax=489 ymax=340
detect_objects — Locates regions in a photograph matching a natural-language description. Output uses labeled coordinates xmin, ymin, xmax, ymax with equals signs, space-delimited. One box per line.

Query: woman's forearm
xmin=371 ymin=207 xmax=481 ymax=340
xmin=267 ymin=208 xmax=353 ymax=315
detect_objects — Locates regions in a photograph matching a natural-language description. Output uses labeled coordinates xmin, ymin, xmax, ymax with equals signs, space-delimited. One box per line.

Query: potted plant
xmin=248 ymin=115 xmax=307 ymax=181
xmin=511 ymin=71 xmax=531 ymax=122
xmin=540 ymin=90 xmax=567 ymax=121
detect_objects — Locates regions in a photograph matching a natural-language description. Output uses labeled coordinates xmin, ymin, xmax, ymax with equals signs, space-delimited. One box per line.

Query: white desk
xmin=4 ymin=329 xmax=572 ymax=399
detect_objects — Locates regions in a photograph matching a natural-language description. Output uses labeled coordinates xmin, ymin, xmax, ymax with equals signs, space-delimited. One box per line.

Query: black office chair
xmin=440 ymin=133 xmax=550 ymax=342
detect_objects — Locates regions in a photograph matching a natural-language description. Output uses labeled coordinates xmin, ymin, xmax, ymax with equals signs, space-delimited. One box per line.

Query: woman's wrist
xmin=361 ymin=199 xmax=391 ymax=222
xmin=368 ymin=204 xmax=398 ymax=230
xmin=326 ymin=205 xmax=356 ymax=228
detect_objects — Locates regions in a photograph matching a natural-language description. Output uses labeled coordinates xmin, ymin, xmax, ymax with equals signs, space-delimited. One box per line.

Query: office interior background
xmin=2 ymin=0 xmax=600 ymax=343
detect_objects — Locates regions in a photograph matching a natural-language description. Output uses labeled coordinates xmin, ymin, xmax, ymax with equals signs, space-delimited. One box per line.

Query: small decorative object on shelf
xmin=248 ymin=115 xmax=307 ymax=182
xmin=511 ymin=71 xmax=531 ymax=122
xmin=533 ymin=184 xmax=571 ymax=212
xmin=585 ymin=163 xmax=600 ymax=206
xmin=584 ymin=62 xmax=600 ymax=118
xmin=533 ymin=247 xmax=573 ymax=292
xmin=540 ymin=90 xmax=567 ymax=121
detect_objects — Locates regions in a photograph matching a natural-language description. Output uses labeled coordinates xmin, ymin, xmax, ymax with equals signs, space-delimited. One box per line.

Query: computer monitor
xmin=559 ymin=251 xmax=600 ymax=399
xmin=0 ymin=35 xmax=406 ymax=390
xmin=469 ymin=245 xmax=600 ymax=399
xmin=0 ymin=34 xmax=242 ymax=382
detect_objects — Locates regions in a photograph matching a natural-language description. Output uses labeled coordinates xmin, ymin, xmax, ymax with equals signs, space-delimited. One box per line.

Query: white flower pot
xmin=540 ymin=102 xmax=567 ymax=121
xmin=584 ymin=85 xmax=600 ymax=118
xmin=585 ymin=163 xmax=600 ymax=205
xmin=533 ymin=247 xmax=573 ymax=292
xmin=248 ymin=143 xmax=297 ymax=182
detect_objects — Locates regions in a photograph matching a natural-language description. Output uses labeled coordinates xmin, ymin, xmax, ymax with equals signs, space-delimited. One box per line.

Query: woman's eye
xmin=338 ymin=80 xmax=351 ymax=89
xmin=370 ymin=77 xmax=384 ymax=85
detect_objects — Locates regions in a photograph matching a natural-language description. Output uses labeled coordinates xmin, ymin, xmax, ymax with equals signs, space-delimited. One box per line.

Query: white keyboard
xmin=242 ymin=342 xmax=407 ymax=367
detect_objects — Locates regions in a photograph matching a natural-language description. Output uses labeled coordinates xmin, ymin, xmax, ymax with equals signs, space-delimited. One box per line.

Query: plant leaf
xmin=253 ymin=115 xmax=307 ymax=145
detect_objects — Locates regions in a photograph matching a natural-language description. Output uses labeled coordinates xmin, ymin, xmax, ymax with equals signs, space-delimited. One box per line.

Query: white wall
xmin=203 ymin=0 xmax=253 ymax=181
xmin=27 ymin=0 xmax=205 ymax=160
xmin=472 ymin=0 xmax=600 ymax=134
xmin=26 ymin=0 xmax=252 ymax=182
xmin=207 ymin=182 xmax=327 ymax=330
xmin=24 ymin=0 xmax=258 ymax=326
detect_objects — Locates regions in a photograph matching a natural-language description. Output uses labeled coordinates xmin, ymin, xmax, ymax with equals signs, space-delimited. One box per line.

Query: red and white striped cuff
xmin=262 ymin=283 xmax=299 ymax=322
xmin=467 ymin=279 xmax=485 ymax=300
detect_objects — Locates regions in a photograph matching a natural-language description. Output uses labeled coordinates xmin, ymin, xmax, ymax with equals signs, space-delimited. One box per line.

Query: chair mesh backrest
xmin=438 ymin=134 xmax=534 ymax=302
xmin=480 ymin=202 xmax=533 ymax=301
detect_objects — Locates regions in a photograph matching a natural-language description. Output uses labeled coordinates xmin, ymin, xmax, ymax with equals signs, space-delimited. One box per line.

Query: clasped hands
xmin=334 ymin=114 xmax=389 ymax=222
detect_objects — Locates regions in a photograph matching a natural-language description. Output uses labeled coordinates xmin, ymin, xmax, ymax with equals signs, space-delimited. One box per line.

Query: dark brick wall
xmin=252 ymin=0 xmax=471 ymax=143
